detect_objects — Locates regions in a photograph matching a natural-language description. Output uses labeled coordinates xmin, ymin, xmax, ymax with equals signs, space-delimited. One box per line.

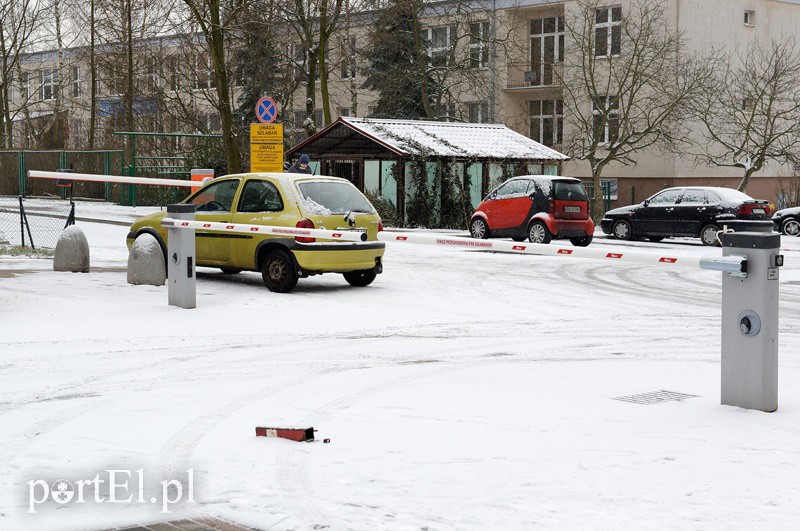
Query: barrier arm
xmin=29 ymin=170 xmax=203 ymax=188
xmin=377 ymin=231 xmax=747 ymax=276
xmin=161 ymin=218 xmax=368 ymax=242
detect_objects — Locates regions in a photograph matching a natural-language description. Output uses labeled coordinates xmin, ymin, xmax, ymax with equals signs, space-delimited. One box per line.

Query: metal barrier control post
xmin=720 ymin=232 xmax=782 ymax=412
xmin=165 ymin=204 xmax=196 ymax=309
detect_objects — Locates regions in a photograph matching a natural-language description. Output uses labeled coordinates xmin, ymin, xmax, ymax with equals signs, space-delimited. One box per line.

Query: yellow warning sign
xmin=250 ymin=123 xmax=284 ymax=172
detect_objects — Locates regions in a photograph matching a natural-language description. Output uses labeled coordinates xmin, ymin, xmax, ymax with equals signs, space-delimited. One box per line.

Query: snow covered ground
xmin=2 ymin=216 xmax=800 ymax=530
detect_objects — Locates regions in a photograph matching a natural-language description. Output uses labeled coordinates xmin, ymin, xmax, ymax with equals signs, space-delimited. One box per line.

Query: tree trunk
xmin=208 ymin=2 xmax=241 ymax=173
xmin=410 ymin=1 xmax=433 ymax=119
xmin=737 ymin=167 xmax=755 ymax=192
xmin=88 ymin=0 xmax=96 ymax=148
xmin=305 ymin=45 xmax=317 ymax=135
xmin=319 ymin=32 xmax=331 ymax=126
xmin=591 ymin=162 xmax=607 ymax=224
xmin=125 ymin=0 xmax=134 ymax=134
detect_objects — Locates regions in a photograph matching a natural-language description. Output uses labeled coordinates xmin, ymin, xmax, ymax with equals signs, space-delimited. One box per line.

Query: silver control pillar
xmin=165 ymin=204 xmax=196 ymax=309
xmin=721 ymin=231 xmax=782 ymax=412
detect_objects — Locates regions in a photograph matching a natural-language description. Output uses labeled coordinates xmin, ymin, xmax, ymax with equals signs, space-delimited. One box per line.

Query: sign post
xmin=250 ymin=96 xmax=284 ymax=173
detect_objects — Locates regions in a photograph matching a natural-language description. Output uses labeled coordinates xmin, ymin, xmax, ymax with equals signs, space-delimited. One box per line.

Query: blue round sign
xmin=256 ymin=96 xmax=278 ymax=124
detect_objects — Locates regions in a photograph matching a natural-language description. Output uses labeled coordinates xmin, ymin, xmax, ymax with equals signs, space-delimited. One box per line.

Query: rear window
xmin=297 ymin=181 xmax=374 ymax=215
xmin=553 ymin=181 xmax=588 ymax=201
xmin=714 ymin=188 xmax=753 ymax=202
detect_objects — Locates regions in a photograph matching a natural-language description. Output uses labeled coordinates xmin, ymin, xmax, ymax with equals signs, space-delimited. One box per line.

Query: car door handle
xmin=665 ymin=208 xmax=674 ymax=212
xmin=697 ymin=208 xmax=706 ymax=212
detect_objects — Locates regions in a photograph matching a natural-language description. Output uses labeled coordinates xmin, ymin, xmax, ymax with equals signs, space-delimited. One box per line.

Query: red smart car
xmin=469 ymin=176 xmax=595 ymax=246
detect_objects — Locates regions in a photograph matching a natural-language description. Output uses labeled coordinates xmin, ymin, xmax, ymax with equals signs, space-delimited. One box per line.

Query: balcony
xmin=506 ymin=62 xmax=563 ymax=90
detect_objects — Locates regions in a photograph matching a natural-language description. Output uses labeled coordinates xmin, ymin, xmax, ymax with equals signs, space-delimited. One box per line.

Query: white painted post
xmin=720 ymin=231 xmax=782 ymax=412
xmin=164 ymin=204 xmax=196 ymax=309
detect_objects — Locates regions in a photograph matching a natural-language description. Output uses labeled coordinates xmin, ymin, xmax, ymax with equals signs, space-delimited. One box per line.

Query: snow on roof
xmin=339 ymin=117 xmax=568 ymax=161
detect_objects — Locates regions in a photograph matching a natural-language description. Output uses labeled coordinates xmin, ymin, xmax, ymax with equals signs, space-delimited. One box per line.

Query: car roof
xmin=221 ymin=172 xmax=353 ymax=186
xmin=508 ymin=175 xmax=582 ymax=183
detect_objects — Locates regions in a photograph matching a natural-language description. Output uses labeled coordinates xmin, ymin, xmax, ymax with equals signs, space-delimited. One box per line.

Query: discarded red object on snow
xmin=255 ymin=426 xmax=315 ymax=442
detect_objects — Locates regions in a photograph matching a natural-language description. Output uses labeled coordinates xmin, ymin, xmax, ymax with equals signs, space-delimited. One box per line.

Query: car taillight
xmin=295 ymin=219 xmax=315 ymax=243
xmin=549 ymin=199 xmax=556 ymax=213
xmin=378 ymin=221 xmax=384 ymax=232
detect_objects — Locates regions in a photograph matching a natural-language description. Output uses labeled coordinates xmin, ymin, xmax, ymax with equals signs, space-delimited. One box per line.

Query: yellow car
xmin=126 ymin=173 xmax=385 ymax=293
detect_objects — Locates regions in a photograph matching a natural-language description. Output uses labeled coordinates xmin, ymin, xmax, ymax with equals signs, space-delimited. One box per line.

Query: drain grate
xmin=612 ymin=390 xmax=698 ymax=405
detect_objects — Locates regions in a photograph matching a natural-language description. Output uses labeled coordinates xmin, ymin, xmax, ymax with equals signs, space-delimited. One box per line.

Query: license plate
xmin=564 ymin=206 xmax=581 ymax=213
xmin=752 ymin=208 xmax=765 ymax=215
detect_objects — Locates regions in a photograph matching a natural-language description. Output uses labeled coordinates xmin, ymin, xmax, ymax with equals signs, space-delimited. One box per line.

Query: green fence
xmin=583 ymin=181 xmax=613 ymax=217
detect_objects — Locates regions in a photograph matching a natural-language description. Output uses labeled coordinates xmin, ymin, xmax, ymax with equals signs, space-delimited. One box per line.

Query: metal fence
xmin=0 ymin=197 xmax=74 ymax=249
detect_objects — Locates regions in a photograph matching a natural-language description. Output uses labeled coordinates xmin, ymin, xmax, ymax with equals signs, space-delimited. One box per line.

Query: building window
xmin=592 ymin=95 xmax=620 ymax=145
xmin=71 ymin=66 xmax=81 ymax=98
xmin=432 ymin=102 xmax=454 ymax=121
xmin=467 ymin=102 xmax=489 ymax=124
xmin=41 ymin=68 xmax=59 ymax=101
xmin=469 ymin=21 xmax=490 ymax=69
xmin=341 ymin=36 xmax=357 ymax=79
xmin=529 ymin=99 xmax=563 ymax=147
xmin=194 ymin=53 xmax=216 ymax=90
xmin=530 ymin=16 xmax=564 ymax=85
xmin=744 ymin=10 xmax=755 ymax=26
xmin=339 ymin=107 xmax=350 ymax=117
xmin=594 ymin=6 xmax=622 ymax=57
xmin=19 ymin=71 xmax=32 ymax=102
xmin=422 ymin=25 xmax=456 ymax=67
xmin=166 ymin=57 xmax=180 ymax=91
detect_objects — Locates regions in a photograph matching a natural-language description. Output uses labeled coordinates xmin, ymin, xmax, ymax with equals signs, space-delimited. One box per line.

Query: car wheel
xmin=343 ymin=269 xmax=377 ymax=287
xmin=528 ymin=220 xmax=552 ymax=244
xmin=261 ymin=249 xmax=298 ymax=293
xmin=612 ymin=220 xmax=633 ymax=240
xmin=570 ymin=235 xmax=593 ymax=247
xmin=782 ymin=218 xmax=800 ymax=237
xmin=700 ymin=224 xmax=721 ymax=246
xmin=220 ymin=267 xmax=242 ymax=274
xmin=470 ymin=218 xmax=490 ymax=239
xmin=647 ymin=236 xmax=665 ymax=243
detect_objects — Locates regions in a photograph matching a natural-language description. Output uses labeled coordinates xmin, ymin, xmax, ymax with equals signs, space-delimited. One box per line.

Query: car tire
xmin=220 ymin=267 xmax=242 ymax=274
xmin=261 ymin=249 xmax=299 ymax=293
xmin=647 ymin=236 xmax=665 ymax=243
xmin=570 ymin=235 xmax=593 ymax=247
xmin=612 ymin=220 xmax=633 ymax=241
xmin=781 ymin=218 xmax=800 ymax=237
xmin=343 ymin=269 xmax=377 ymax=287
xmin=528 ymin=220 xmax=552 ymax=244
xmin=700 ymin=224 xmax=721 ymax=246
xmin=470 ymin=218 xmax=490 ymax=239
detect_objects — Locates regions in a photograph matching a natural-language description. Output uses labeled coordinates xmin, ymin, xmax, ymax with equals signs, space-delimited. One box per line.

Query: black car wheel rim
xmin=702 ymin=226 xmax=718 ymax=245
xmin=529 ymin=224 xmax=545 ymax=242
xmin=613 ymin=222 xmax=630 ymax=239
xmin=784 ymin=219 xmax=800 ymax=237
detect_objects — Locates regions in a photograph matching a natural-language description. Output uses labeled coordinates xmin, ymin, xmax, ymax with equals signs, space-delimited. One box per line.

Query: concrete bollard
xmin=127 ymin=233 xmax=166 ymax=286
xmin=163 ymin=204 xmax=196 ymax=309
xmin=53 ymin=225 xmax=90 ymax=273
xmin=720 ymin=231 xmax=782 ymax=412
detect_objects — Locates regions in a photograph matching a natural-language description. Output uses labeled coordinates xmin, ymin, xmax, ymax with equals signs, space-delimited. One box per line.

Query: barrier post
xmin=720 ymin=231 xmax=782 ymax=412
xmin=165 ymin=204 xmax=196 ymax=309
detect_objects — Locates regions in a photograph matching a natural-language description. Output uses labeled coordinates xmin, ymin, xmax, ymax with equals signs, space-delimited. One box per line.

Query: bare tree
xmin=560 ymin=0 xmax=711 ymax=220
xmin=691 ymin=37 xmax=800 ymax=192
xmin=0 ymin=0 xmax=46 ymax=147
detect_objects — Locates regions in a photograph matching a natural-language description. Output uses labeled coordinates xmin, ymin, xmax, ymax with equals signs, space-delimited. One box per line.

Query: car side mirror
xmin=642 ymin=199 xmax=650 ymax=207
xmin=490 ymin=191 xmax=497 ymax=199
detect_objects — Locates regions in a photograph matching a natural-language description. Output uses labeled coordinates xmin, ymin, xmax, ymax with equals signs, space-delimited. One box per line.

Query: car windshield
xmin=714 ymin=188 xmax=754 ymax=202
xmin=553 ymin=181 xmax=588 ymax=201
xmin=297 ymin=181 xmax=374 ymax=214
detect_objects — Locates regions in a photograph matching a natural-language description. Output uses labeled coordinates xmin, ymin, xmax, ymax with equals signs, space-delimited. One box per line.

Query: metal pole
xmin=164 ymin=204 xmax=196 ymax=309
xmin=720 ymin=231 xmax=782 ymax=412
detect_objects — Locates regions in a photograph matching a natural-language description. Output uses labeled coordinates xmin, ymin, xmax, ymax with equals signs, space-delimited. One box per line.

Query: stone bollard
xmin=53 ymin=225 xmax=90 ymax=272
xmin=127 ymin=233 xmax=166 ymax=286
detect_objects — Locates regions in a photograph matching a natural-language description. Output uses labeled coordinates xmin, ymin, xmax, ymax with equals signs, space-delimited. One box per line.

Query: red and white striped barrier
xmin=377 ymin=231 xmax=747 ymax=275
xmin=162 ymin=217 xmax=368 ymax=242
xmin=29 ymin=170 xmax=202 ymax=188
